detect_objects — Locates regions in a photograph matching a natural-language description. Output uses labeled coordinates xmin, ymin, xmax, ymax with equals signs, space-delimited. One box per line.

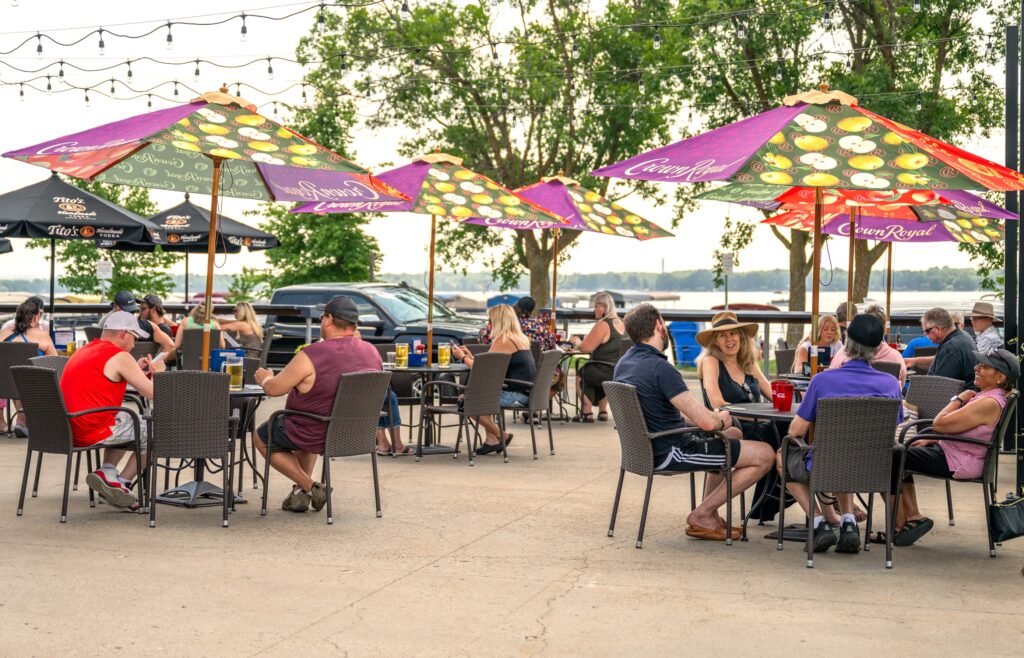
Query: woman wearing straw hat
xmin=696 ymin=312 xmax=771 ymax=417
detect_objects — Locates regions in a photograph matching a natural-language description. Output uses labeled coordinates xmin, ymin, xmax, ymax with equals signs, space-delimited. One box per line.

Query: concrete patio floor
xmin=1 ymin=396 xmax=1023 ymax=656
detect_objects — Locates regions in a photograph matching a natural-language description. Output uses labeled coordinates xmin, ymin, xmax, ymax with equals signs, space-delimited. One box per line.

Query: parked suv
xmin=265 ymin=282 xmax=484 ymax=367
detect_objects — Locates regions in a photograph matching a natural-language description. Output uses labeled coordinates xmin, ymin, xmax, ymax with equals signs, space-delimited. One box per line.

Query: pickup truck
xmin=265 ymin=282 xmax=484 ymax=367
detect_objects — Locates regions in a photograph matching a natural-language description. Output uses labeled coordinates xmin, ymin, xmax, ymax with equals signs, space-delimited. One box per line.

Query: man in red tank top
xmin=61 ymin=312 xmax=165 ymax=508
xmin=253 ymin=296 xmax=385 ymax=513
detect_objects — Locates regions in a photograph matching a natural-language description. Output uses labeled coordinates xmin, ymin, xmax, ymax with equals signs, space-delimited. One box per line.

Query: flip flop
xmin=395 ymin=446 xmax=417 ymax=456
xmin=503 ymin=433 xmax=514 ymax=447
xmin=868 ymin=531 xmax=887 ymax=544
xmin=684 ymin=524 xmax=730 ymax=541
xmin=893 ymin=517 xmax=934 ymax=546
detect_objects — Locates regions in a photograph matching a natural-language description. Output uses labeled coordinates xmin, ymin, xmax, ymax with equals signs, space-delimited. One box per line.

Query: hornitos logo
xmin=35 ymin=138 xmax=136 ymax=155
xmin=621 ymin=158 xmax=743 ymax=181
xmin=276 ymin=179 xmax=383 ymax=202
xmin=836 ymin=221 xmax=938 ymax=242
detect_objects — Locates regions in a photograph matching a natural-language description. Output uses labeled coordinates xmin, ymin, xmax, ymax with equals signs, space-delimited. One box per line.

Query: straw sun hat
xmin=696 ymin=311 xmax=758 ymax=348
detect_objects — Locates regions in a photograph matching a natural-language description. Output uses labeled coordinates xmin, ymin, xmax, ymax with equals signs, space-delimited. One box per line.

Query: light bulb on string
xmin=127 ymin=60 xmax=133 ymax=81
xmin=267 ymin=58 xmax=274 ymax=80
xmin=491 ymin=42 xmax=499 ymax=65
xmin=19 ymin=83 xmax=24 ymax=101
xmin=240 ymin=13 xmax=248 ymax=42
xmin=736 ymin=19 xmax=745 ymax=40
xmin=629 ymin=109 xmax=636 ymax=128
xmin=147 ymin=94 xmax=152 ymax=109
xmin=916 ymin=49 xmax=923 ymax=66
xmin=571 ymin=38 xmax=579 ymax=59
xmin=822 ymin=1 xmax=831 ymax=22
xmin=775 ymin=62 xmax=783 ymax=81
xmin=46 ymin=75 xmax=51 ymax=95
xmin=653 ymin=27 xmax=661 ymax=50
xmin=36 ymin=33 xmax=42 ymax=57
xmin=165 ymin=22 xmax=173 ymax=50
xmin=638 ymin=77 xmax=645 ymax=94
xmin=273 ymin=102 xmax=279 ymax=116
xmin=401 ymin=0 xmax=410 ymax=19
xmin=98 ymin=28 xmax=105 ymax=55
xmin=302 ymin=83 xmax=308 ymax=102
xmin=916 ymin=97 xmax=922 ymax=111
xmin=58 ymin=60 xmax=65 ymax=78
xmin=236 ymin=83 xmax=242 ymax=97
xmin=84 ymin=90 xmax=90 ymax=107
xmin=317 ymin=4 xmax=326 ymax=33
xmin=194 ymin=60 xmax=200 ymax=82
xmin=913 ymin=0 xmax=921 ymax=11
xmin=110 ymin=79 xmax=115 ymax=94
xmin=173 ymin=81 xmax=179 ymax=97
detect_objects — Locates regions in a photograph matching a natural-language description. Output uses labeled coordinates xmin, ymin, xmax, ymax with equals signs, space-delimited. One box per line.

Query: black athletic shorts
xmin=653 ymin=434 xmax=742 ymax=473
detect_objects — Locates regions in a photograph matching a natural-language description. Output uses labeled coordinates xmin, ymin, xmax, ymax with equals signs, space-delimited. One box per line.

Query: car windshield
xmin=371 ymin=287 xmax=453 ymax=324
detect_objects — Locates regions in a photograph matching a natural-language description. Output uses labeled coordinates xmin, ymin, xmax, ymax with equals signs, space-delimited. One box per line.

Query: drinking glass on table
xmin=395 ymin=343 xmax=409 ymax=368
xmin=438 ymin=343 xmax=451 ymax=368
xmin=222 ymin=354 xmax=244 ymax=390
xmin=386 ymin=351 xmax=396 ymax=367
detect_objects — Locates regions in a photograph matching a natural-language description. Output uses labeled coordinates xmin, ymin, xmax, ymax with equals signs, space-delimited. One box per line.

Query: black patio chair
xmin=375 ymin=343 xmax=422 ymax=444
xmin=260 ymin=370 xmax=392 ymax=524
xmin=27 ymin=355 xmax=75 ymax=496
xmin=178 ymin=329 xmax=223 ymax=370
xmin=416 ymin=352 xmax=511 ymax=466
xmin=11 ymin=366 xmax=142 ymax=523
xmin=779 ymin=397 xmax=902 ymax=569
xmin=129 ymin=340 xmax=160 ymax=362
xmin=895 ymin=391 xmax=1019 ymax=557
xmin=147 ymin=371 xmax=236 ymax=528
xmin=604 ymin=381 xmax=735 ymax=548
xmin=774 ymin=349 xmax=795 ymax=378
xmin=83 ymin=326 xmax=103 ymax=342
xmin=1 ymin=341 xmax=39 ymax=435
xmin=904 ymin=375 xmax=965 ymax=526
xmin=871 ymin=361 xmax=902 ymax=380
xmin=500 ymin=349 xmax=561 ymax=459
xmin=467 ymin=343 xmax=490 ymax=356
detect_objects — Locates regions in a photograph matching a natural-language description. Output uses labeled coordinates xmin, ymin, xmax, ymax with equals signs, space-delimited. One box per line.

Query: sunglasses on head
xmin=983 ymin=348 xmax=1014 ymax=373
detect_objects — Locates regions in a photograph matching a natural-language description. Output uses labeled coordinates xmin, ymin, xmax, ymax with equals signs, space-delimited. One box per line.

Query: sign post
xmin=722 ymin=254 xmax=734 ymax=310
xmin=96 ymin=259 xmax=113 ymax=295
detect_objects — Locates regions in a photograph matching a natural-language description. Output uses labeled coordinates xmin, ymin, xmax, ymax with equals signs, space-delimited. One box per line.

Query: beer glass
xmin=395 ymin=343 xmax=409 ymax=368
xmin=65 ymin=341 xmax=77 ymax=356
xmin=438 ymin=343 xmax=451 ymax=368
xmin=222 ymin=354 xmax=244 ymax=390
xmin=386 ymin=351 xmax=396 ymax=367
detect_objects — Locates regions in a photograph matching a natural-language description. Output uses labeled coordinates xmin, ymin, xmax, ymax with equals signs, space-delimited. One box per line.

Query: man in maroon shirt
xmin=253 ymin=296 xmax=384 ymax=513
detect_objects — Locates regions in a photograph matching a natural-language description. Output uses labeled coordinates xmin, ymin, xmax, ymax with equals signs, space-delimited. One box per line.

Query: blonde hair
xmin=592 ymin=291 xmax=618 ymax=321
xmin=190 ymin=303 xmax=212 ymax=325
xmin=488 ymin=304 xmax=527 ymax=343
xmin=697 ymin=330 xmax=759 ymax=379
xmin=234 ymin=301 xmax=264 ymax=339
xmin=800 ymin=314 xmax=839 ymax=345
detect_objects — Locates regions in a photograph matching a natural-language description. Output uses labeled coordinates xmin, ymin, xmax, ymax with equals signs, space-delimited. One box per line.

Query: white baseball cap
xmin=102 ymin=311 xmax=149 ymax=338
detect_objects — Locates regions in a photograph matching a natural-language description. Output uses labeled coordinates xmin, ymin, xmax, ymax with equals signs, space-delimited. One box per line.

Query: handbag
xmin=988 ymin=495 xmax=1024 ymax=542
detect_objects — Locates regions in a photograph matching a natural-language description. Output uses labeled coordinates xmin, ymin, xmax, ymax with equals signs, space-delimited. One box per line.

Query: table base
xmin=156 ymin=480 xmax=226 ymax=508
xmin=763 ymin=523 xmax=810 ymax=543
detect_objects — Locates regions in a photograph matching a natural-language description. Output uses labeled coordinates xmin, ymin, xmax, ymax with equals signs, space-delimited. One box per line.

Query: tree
xmin=299 ymin=0 xmax=692 ymax=306
xmin=227 ymin=266 xmax=269 ymax=302
xmin=29 ymin=179 xmax=177 ymax=297
xmin=247 ymin=204 xmax=380 ymax=288
xmin=681 ymin=0 xmax=1011 ymax=342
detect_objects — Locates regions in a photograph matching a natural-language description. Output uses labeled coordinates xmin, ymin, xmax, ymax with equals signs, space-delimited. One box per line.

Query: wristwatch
xmin=950 ymin=395 xmax=965 ymax=407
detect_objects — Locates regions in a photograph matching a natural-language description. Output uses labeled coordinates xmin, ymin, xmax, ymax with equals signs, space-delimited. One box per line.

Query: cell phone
xmin=152 ymin=352 xmax=167 ymax=362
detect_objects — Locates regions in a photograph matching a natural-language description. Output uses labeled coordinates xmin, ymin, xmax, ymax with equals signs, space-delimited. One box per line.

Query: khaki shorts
xmin=95 ymin=411 xmax=148 ymax=449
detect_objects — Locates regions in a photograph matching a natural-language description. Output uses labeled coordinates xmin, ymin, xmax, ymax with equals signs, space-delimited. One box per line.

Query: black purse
xmin=988 ymin=495 xmax=1024 ymax=542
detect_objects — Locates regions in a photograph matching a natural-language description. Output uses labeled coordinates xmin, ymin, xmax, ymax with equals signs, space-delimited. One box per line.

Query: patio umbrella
xmin=144 ymin=193 xmax=278 ymax=300
xmin=291 ymin=152 xmax=568 ymax=362
xmin=462 ymin=174 xmax=673 ymax=330
xmin=0 ymin=172 xmax=151 ymax=328
xmin=695 ymin=182 xmax=1017 ymax=325
xmin=592 ymin=85 xmax=1024 ymax=374
xmin=764 ymin=209 xmax=1008 ymax=334
xmin=0 ymin=239 xmax=11 ymax=255
xmin=4 ymin=88 xmax=406 ymax=368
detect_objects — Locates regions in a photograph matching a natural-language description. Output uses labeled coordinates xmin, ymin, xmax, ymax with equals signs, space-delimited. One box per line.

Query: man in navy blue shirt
xmin=783 ymin=313 xmax=904 ymax=555
xmin=614 ymin=304 xmax=774 ymax=541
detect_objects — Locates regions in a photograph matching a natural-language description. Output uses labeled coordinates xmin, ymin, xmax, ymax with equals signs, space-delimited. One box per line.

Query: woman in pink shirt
xmin=829 ymin=305 xmax=907 ymax=386
xmin=883 ymin=348 xmax=1017 ymax=547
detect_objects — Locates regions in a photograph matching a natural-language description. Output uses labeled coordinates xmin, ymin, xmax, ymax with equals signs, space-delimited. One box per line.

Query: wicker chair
xmin=467 ymin=343 xmax=490 ymax=356
xmin=11 ymin=366 xmax=142 ymax=523
xmin=416 ymin=352 xmax=511 ymax=466
xmin=178 ymin=329 xmax=223 ymax=370
xmin=1 ymin=342 xmax=39 ymax=435
xmin=871 ymin=361 xmax=902 ymax=380
xmin=374 ymin=343 xmax=422 ymax=443
xmin=500 ymin=350 xmax=561 ymax=459
xmin=29 ymin=355 xmax=69 ymax=378
xmin=603 ymin=381 xmax=735 ymax=549
xmin=129 ymin=341 xmax=160 ymax=361
xmin=910 ymin=346 xmax=937 ymax=375
xmin=26 ymin=355 xmax=75 ymax=495
xmin=895 ymin=391 xmax=1019 ymax=557
xmin=461 ymin=337 xmax=481 ymax=346
xmin=904 ymin=375 xmax=965 ymax=526
xmin=147 ymin=371 xmax=235 ymax=528
xmin=83 ymin=326 xmax=103 ymax=342
xmin=260 ymin=370 xmax=392 ymax=524
xmin=231 ymin=357 xmax=263 ymax=497
xmin=778 ymin=397 xmax=902 ymax=569
xmin=774 ymin=349 xmax=796 ymax=378
xmin=233 ymin=329 xmax=276 ymax=368
xmin=576 ymin=338 xmax=631 ymax=409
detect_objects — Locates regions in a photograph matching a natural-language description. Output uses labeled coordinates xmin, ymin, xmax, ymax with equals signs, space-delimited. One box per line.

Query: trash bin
xmin=668 ymin=321 xmax=701 ymax=366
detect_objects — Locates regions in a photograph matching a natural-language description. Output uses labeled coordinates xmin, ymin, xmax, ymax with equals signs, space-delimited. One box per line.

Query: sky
xmin=0 ymin=1 xmax=1011 ymax=285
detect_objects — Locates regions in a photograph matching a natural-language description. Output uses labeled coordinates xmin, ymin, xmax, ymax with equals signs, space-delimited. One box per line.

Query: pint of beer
xmin=222 ymin=355 xmax=244 ymax=390
xmin=395 ymin=343 xmax=409 ymax=368
xmin=438 ymin=343 xmax=451 ymax=368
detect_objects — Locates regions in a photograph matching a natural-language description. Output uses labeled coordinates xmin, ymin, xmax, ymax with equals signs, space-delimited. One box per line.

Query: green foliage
xmin=28 ymin=178 xmax=176 ymax=297
xmin=227 ymin=266 xmax=269 ymax=302
xmin=958 ymin=241 xmax=1003 ymax=296
xmin=298 ymin=0 xmax=693 ymax=305
xmin=247 ymin=204 xmax=380 ymax=288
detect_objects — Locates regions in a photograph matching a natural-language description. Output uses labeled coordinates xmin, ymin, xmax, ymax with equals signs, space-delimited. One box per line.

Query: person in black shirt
xmin=906 ymin=307 xmax=977 ymax=389
xmin=613 ymin=304 xmax=773 ymax=541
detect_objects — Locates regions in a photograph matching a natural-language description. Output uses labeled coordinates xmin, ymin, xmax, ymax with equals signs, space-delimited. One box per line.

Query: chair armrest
xmin=897 ymin=418 xmax=936 ymax=444
xmin=267 ymin=408 xmax=331 ymax=427
xmin=583 ymin=359 xmax=617 ymax=369
xmin=423 ymin=380 xmax=466 ymax=393
xmin=229 ymin=408 xmax=240 ymax=432
xmin=905 ymin=433 xmax=992 ymax=448
xmin=503 ymin=378 xmax=534 ymax=388
xmin=648 ymin=426 xmax=702 ymax=440
xmin=67 ymin=405 xmax=139 ymax=420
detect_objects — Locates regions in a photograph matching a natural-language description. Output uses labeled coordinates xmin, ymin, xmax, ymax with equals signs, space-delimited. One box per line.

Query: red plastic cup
xmin=778 ymin=381 xmax=794 ymax=412
xmin=770 ymin=381 xmax=783 ymax=410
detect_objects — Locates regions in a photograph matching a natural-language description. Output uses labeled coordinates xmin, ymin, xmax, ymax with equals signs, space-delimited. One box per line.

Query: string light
xmin=173 ymin=80 xmax=179 ymax=96
xmin=164 ymin=22 xmax=173 ymax=50
xmin=35 ymin=33 xmax=42 ymax=57
xmin=193 ymin=59 xmax=200 ymax=82
xmin=571 ymin=38 xmax=579 ymax=59
xmin=401 ymin=0 xmax=410 ymax=19
xmin=653 ymin=27 xmax=661 ymax=50
xmin=301 ymin=82 xmax=307 ymax=102
xmin=273 ymin=101 xmax=278 ymax=116
xmin=638 ymin=76 xmax=645 ymax=94
xmin=46 ymin=75 xmax=51 ymax=95
xmin=110 ymin=78 xmax=115 ymax=94
xmin=629 ymin=109 xmax=636 ymax=128
xmin=236 ymin=82 xmax=242 ymax=96
xmin=736 ymin=19 xmax=745 ymax=40
xmin=916 ymin=49 xmax=923 ymax=66
xmin=240 ymin=13 xmax=248 ymax=42
xmin=147 ymin=94 xmax=153 ymax=108
xmin=822 ymin=0 xmax=831 ymax=22
xmin=58 ymin=60 xmax=64 ymax=78
xmin=98 ymin=28 xmax=105 ymax=56
xmin=19 ymin=83 xmax=24 ymax=101
xmin=916 ymin=96 xmax=922 ymax=111
xmin=126 ymin=60 xmax=133 ymax=81
xmin=914 ymin=0 xmax=922 ymax=11
xmin=490 ymin=42 xmax=499 ymax=65
xmin=84 ymin=89 xmax=90 ymax=107
xmin=317 ymin=4 xmax=326 ymax=33
xmin=775 ymin=61 xmax=783 ymax=81
xmin=267 ymin=57 xmax=274 ymax=80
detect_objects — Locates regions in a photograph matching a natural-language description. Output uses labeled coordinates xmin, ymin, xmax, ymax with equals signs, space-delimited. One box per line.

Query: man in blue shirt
xmin=783 ymin=313 xmax=904 ymax=555
xmin=614 ymin=304 xmax=774 ymax=541
xmin=902 ymin=335 xmax=938 ymax=359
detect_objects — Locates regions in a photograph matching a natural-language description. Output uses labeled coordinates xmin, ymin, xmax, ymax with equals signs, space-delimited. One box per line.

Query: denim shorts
xmin=500 ymin=390 xmax=530 ymax=407
xmin=380 ymin=391 xmax=401 ymax=428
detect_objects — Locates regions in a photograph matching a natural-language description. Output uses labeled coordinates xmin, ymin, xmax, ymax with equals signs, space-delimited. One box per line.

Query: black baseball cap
xmin=974 ymin=349 xmax=1020 ymax=384
xmin=846 ymin=313 xmax=883 ymax=348
xmin=316 ymin=296 xmax=359 ymax=324
xmin=112 ymin=290 xmax=139 ymax=313
xmin=141 ymin=294 xmax=164 ymax=309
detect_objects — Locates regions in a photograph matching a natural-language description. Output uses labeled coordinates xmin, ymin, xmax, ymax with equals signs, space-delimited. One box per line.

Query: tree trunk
xmin=852 ymin=240 xmax=889 ymax=303
xmin=523 ymin=236 xmax=552 ymax=310
xmin=786 ymin=230 xmax=811 ymax=347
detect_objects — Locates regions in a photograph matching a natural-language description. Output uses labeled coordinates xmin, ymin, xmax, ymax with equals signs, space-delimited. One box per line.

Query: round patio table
xmin=384 ymin=363 xmax=469 ymax=456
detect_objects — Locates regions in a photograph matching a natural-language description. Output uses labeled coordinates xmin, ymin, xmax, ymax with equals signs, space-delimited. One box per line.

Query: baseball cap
xmin=846 ymin=313 xmax=883 ymax=348
xmin=315 ymin=296 xmax=359 ymax=324
xmin=112 ymin=290 xmax=139 ymax=313
xmin=102 ymin=311 xmax=150 ymax=338
xmin=141 ymin=294 xmax=164 ymax=308
xmin=974 ymin=348 xmax=1020 ymax=384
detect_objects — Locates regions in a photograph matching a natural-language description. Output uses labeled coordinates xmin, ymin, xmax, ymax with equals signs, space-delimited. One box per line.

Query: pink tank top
xmin=939 ymin=388 xmax=1007 ymax=479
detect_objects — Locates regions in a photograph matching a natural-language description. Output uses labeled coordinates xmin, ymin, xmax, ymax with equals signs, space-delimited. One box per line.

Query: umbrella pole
xmin=200 ymin=158 xmax=223 ymax=371
xmin=426 ymin=214 xmax=437 ymax=366
xmin=847 ymin=208 xmax=856 ymax=322
xmin=810 ymin=187 xmax=823 ymax=377
xmin=184 ymin=254 xmax=189 ymax=302
xmin=885 ymin=242 xmax=894 ymax=340
xmin=49 ymin=238 xmax=56 ymax=342
xmin=551 ymin=227 xmax=559 ymax=333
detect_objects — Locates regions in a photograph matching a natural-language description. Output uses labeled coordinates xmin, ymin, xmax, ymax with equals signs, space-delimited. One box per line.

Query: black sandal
xmin=572 ymin=412 xmax=594 ymax=423
xmin=893 ymin=517 xmax=934 ymax=547
xmin=597 ymin=411 xmax=609 ymax=422
xmin=868 ymin=531 xmax=887 ymax=544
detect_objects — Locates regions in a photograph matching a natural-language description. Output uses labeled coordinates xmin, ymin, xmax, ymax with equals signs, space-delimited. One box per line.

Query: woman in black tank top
xmin=569 ymin=292 xmax=627 ymax=422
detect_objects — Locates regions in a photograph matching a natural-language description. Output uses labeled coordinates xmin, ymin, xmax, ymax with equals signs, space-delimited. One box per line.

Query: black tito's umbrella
xmin=0 ymin=239 xmax=11 ymax=255
xmin=0 ymin=172 xmax=149 ymax=323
